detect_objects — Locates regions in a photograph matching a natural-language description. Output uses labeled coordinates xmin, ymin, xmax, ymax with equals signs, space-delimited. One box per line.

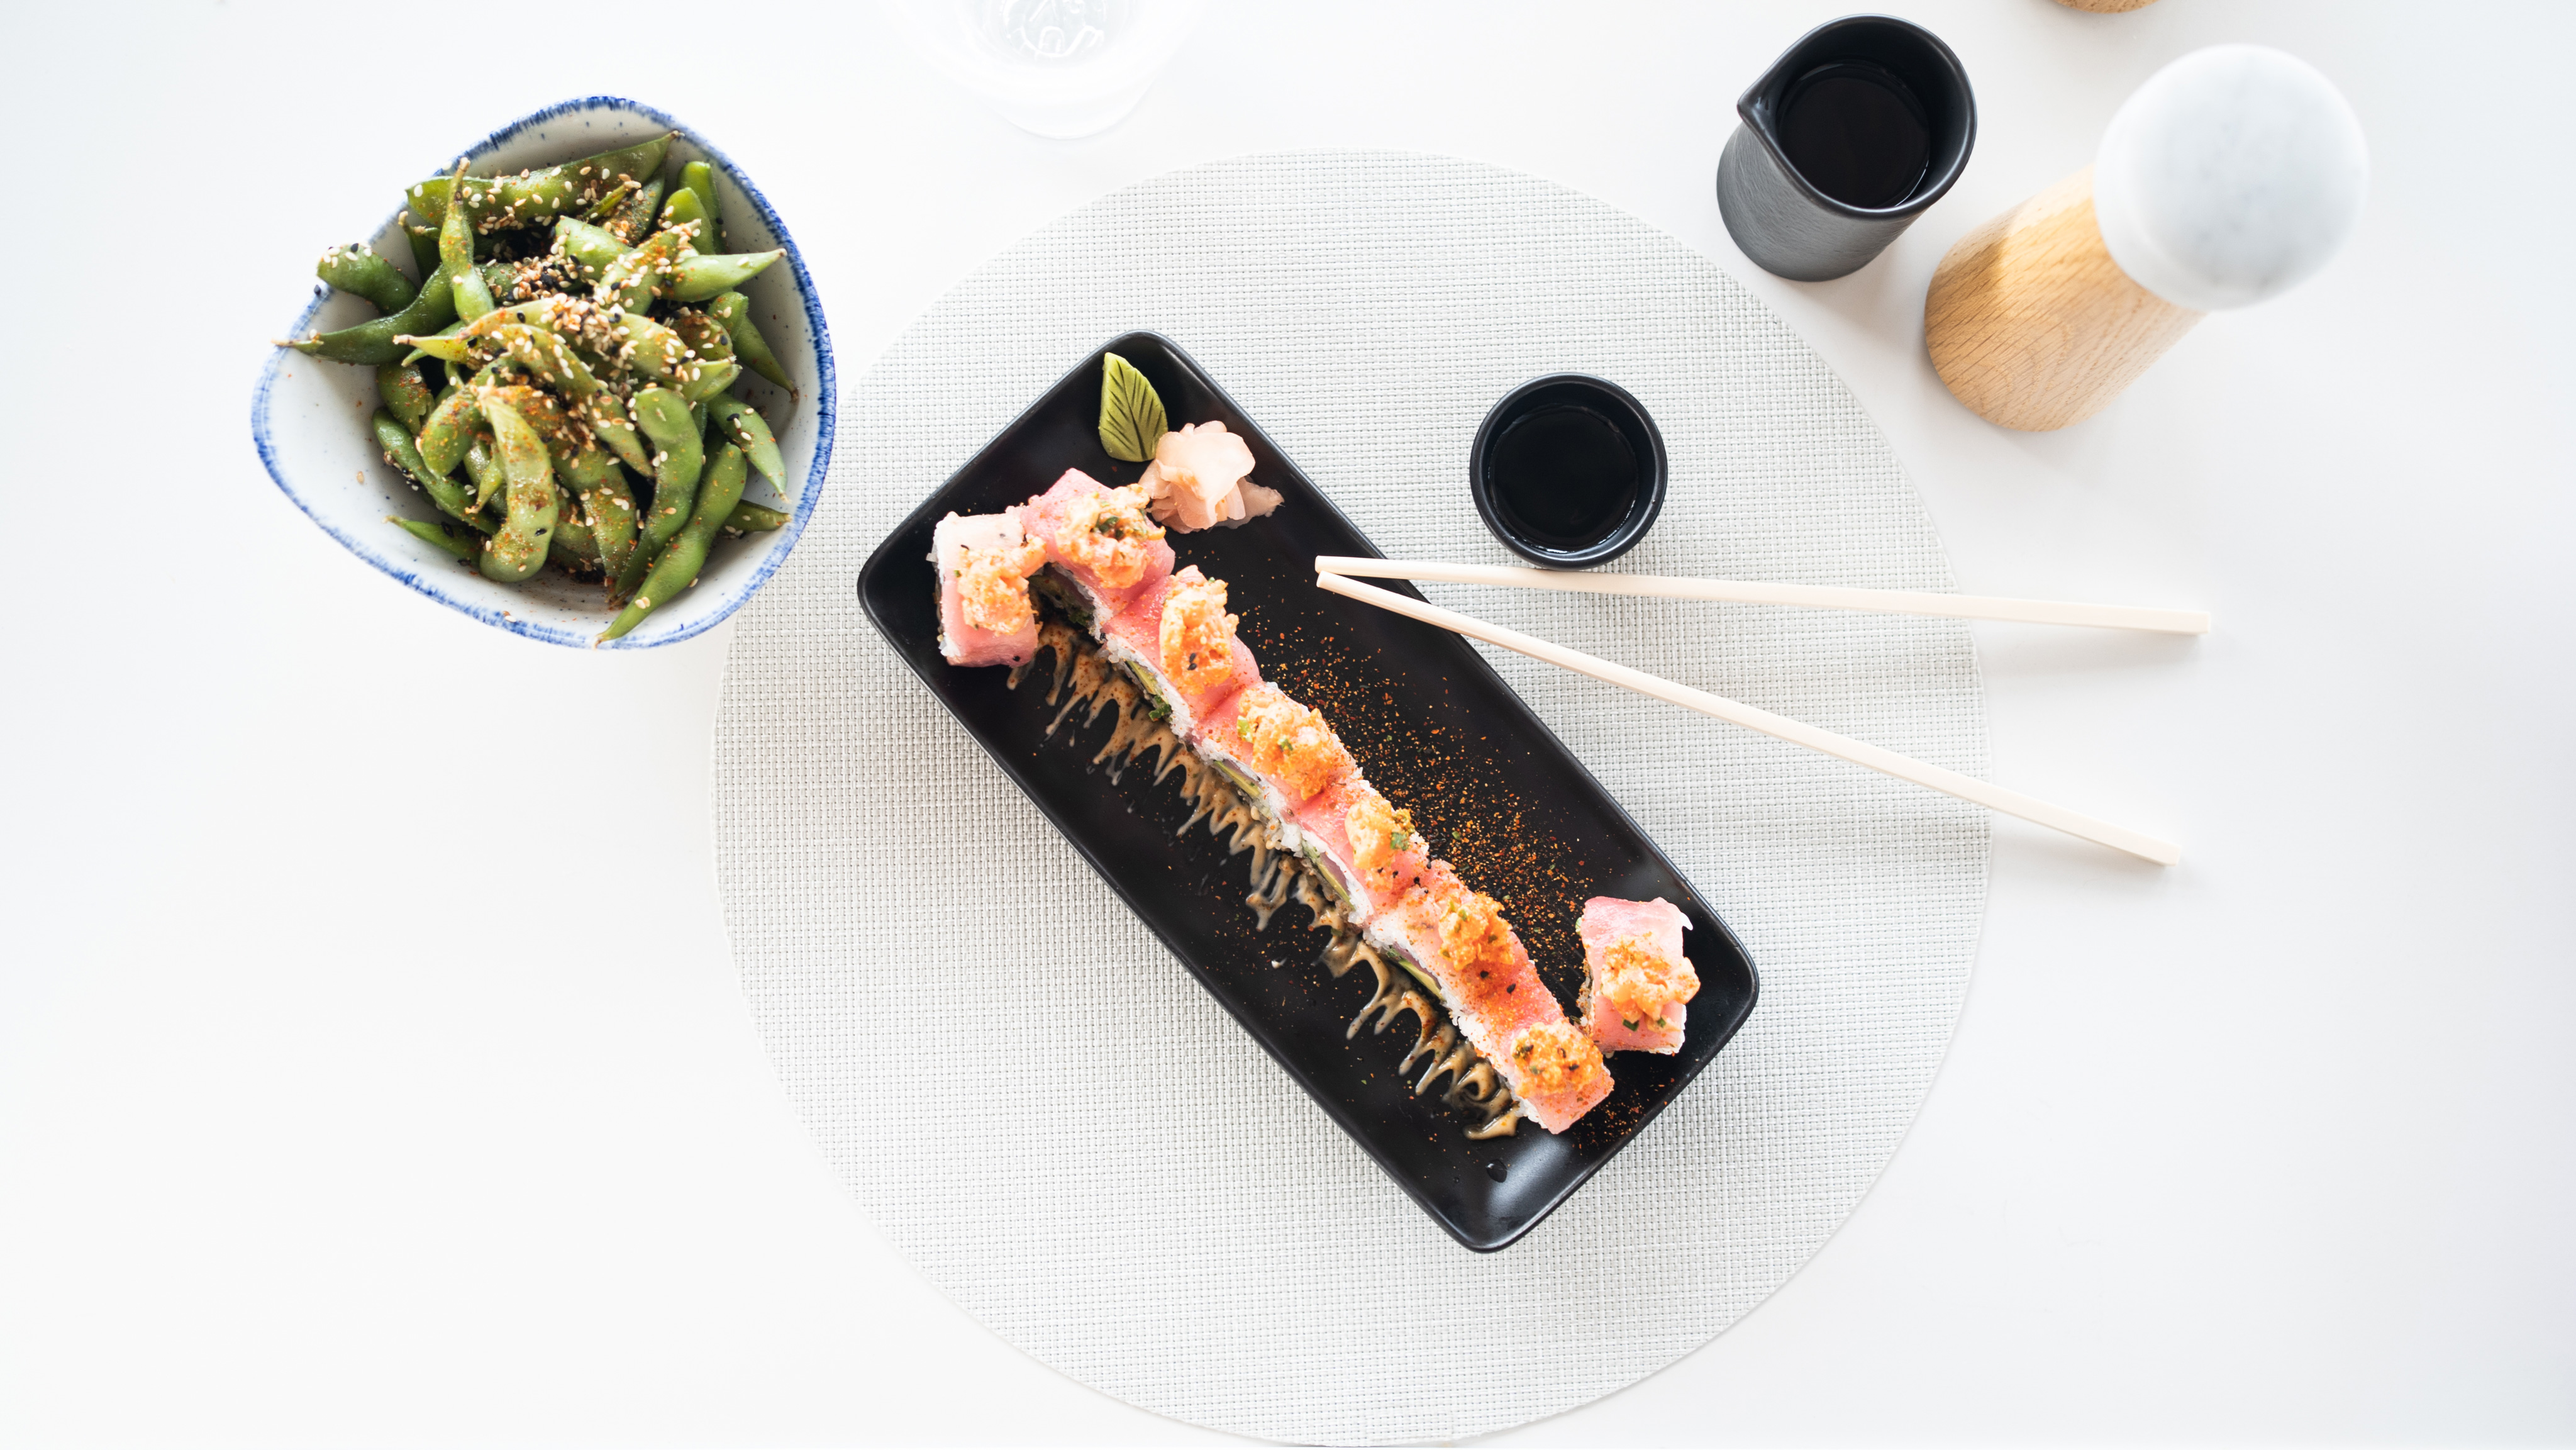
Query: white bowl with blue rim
xmin=252 ymin=97 xmax=835 ymax=649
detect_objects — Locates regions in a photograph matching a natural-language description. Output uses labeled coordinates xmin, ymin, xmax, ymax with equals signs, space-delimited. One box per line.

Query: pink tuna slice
xmin=1016 ymin=469 xmax=1173 ymax=615
xmin=1102 ymin=566 xmax=1261 ymax=722
xmin=930 ymin=511 xmax=1040 ymax=668
xmin=1140 ymin=421 xmax=1282 ymax=532
xmin=1577 ymin=896 xmax=1696 ymax=1056
xmin=1291 ymin=778 xmax=1426 ymax=923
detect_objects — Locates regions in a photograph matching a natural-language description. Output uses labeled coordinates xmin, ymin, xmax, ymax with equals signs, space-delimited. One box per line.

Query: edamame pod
xmin=478 ymin=395 xmax=558 ymax=583
xmin=416 ymin=379 xmax=484 ymax=477
xmin=318 ymin=243 xmax=417 ymax=313
xmin=374 ymin=407 xmax=486 ymax=529
xmin=376 ymin=361 xmax=436 ymax=433
xmin=601 ymin=442 xmax=745 ymax=642
xmin=399 ymin=209 xmax=439 ymax=276
xmin=606 ymin=308 xmax=688 ymax=379
xmin=681 ymin=160 xmax=720 ymax=252
xmin=658 ymin=186 xmax=712 ymax=254
xmin=391 ymin=516 xmax=479 ymax=562
xmin=548 ymin=510 xmax=601 ymax=571
xmin=440 ymin=164 xmax=496 ymax=321
xmin=283 ymin=259 xmax=458 ymax=364
xmin=551 ymin=216 xmax=630 ymax=276
xmin=596 ymin=229 xmax=691 ymax=315
xmin=464 ymin=435 xmax=506 ymax=511
xmin=606 ymin=177 xmax=665 ymax=245
xmin=493 ymin=323 xmax=601 ymax=397
xmin=582 ymin=393 xmax=652 ymax=474
xmin=680 ymin=359 xmax=741 ymax=406
xmin=667 ymin=308 xmax=733 ymax=365
xmin=704 ymin=291 xmax=792 ymax=393
xmin=704 ymin=394 xmax=785 ymax=489
xmin=406 ymin=133 xmax=673 ymax=233
xmin=669 ymin=249 xmax=783 ymax=303
xmin=723 ymin=499 xmax=788 ymax=532
xmin=619 ymin=386 xmax=702 ymax=598
xmin=581 ymin=469 xmax=640 ymax=583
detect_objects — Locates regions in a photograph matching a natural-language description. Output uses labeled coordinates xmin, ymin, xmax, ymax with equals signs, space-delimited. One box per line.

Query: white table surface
xmin=3 ymin=2 xmax=2568 ymax=1444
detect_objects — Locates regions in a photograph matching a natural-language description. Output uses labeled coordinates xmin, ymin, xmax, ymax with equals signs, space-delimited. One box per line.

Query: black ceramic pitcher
xmin=1716 ymin=15 xmax=1976 ymax=282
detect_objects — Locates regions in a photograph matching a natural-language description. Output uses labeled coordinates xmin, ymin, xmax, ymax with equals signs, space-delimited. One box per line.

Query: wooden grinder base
xmin=1923 ymin=167 xmax=2202 ymax=432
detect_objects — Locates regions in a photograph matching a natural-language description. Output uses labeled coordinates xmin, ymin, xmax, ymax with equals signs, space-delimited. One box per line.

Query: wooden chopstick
xmin=1314 ymin=555 xmax=2211 ymax=635
xmin=1314 ymin=573 xmax=2181 ymax=866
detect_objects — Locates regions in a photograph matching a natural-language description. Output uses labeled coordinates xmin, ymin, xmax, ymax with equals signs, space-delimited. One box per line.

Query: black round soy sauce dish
xmin=1468 ymin=373 xmax=1668 ymax=568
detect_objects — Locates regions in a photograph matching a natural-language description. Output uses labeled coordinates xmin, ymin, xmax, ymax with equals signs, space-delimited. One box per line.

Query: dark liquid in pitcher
xmin=1487 ymin=405 xmax=1638 ymax=550
xmin=1777 ymin=61 xmax=1931 ymax=209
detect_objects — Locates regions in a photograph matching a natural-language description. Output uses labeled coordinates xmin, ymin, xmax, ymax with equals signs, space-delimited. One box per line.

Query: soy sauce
xmin=1485 ymin=404 xmax=1638 ymax=552
xmin=1777 ymin=60 xmax=1932 ymax=209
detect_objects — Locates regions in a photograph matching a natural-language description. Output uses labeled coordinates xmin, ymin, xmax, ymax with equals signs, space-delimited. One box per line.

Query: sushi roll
xmin=1099 ymin=566 xmax=1260 ymax=735
xmin=1014 ymin=469 xmax=1174 ymax=627
xmin=930 ymin=511 xmax=1046 ymax=668
xmin=1192 ymin=683 xmax=1355 ymax=845
xmin=1291 ymin=778 xmax=1428 ymax=922
xmin=1367 ymin=864 xmax=1613 ymax=1134
xmin=1577 ymin=896 xmax=1699 ymax=1056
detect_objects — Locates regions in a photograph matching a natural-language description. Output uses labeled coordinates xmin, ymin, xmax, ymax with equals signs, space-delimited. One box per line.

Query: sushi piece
xmin=1367 ymin=863 xmax=1613 ymax=1134
xmin=930 ymin=511 xmax=1045 ymax=668
xmin=1138 ymin=420 xmax=1283 ymax=532
xmin=1192 ymin=683 xmax=1355 ymax=840
xmin=1291 ymin=777 xmax=1427 ymax=923
xmin=1577 ymin=896 xmax=1699 ymax=1056
xmin=1100 ymin=566 xmax=1260 ymax=735
xmin=1014 ymin=469 xmax=1174 ymax=625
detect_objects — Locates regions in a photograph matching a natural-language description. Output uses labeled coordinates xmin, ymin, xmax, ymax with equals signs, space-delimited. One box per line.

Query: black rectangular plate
xmin=857 ymin=332 xmax=1757 ymax=1251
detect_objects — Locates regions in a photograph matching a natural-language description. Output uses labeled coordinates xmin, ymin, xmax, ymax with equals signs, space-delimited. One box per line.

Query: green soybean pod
xmin=492 ymin=323 xmax=601 ymax=397
xmin=582 ymin=469 xmax=640 ymax=584
xmin=390 ymin=516 xmax=480 ymax=562
xmin=669 ymin=249 xmax=783 ymax=303
xmin=416 ymin=368 xmax=494 ymax=478
xmin=376 ymin=361 xmax=436 ymax=432
xmin=464 ymin=434 xmax=507 ymax=512
xmin=681 ymin=160 xmax=719 ymax=252
xmin=680 ymin=359 xmax=741 ymax=406
xmin=582 ymin=392 xmax=653 ymax=474
xmin=596 ymin=228 xmax=691 ymax=315
xmin=723 ymin=499 xmax=789 ymax=532
xmin=374 ymin=408 xmax=486 ymax=529
xmin=704 ymin=393 xmax=786 ymax=490
xmin=317 ymin=243 xmax=417 ymax=313
xmin=704 ymin=291 xmax=792 ymax=393
xmin=552 ymin=215 xmax=631 ymax=276
xmin=548 ymin=510 xmax=602 ymax=571
xmin=658 ymin=186 xmax=712 ymax=254
xmin=606 ymin=177 xmax=665 ymax=245
xmin=606 ymin=308 xmax=689 ymax=380
xmin=407 ymin=133 xmax=674 ymax=232
xmin=600 ymin=442 xmax=745 ymax=642
xmin=440 ymin=165 xmax=497 ymax=321
xmin=478 ymin=395 xmax=559 ymax=583
xmin=399 ymin=210 xmax=440 ymax=276
xmin=619 ymin=387 xmax=703 ymax=598
xmin=281 ymin=259 xmax=458 ymax=365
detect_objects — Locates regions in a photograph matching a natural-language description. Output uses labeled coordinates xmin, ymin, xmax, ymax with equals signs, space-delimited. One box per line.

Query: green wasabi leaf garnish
xmin=1099 ymin=352 xmax=1168 ymax=464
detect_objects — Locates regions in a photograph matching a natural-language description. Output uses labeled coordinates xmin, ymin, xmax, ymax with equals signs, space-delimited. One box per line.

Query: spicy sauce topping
xmin=1510 ymin=1020 xmax=1610 ymax=1098
xmin=1060 ymin=483 xmax=1166 ymax=588
xmin=1158 ymin=569 xmax=1236 ymax=694
xmin=955 ymin=537 xmax=1046 ymax=635
xmin=1230 ymin=684 xmax=1353 ymax=801
xmin=1345 ymin=788 xmax=1420 ymax=887
xmin=1597 ymin=934 xmax=1699 ymax=1030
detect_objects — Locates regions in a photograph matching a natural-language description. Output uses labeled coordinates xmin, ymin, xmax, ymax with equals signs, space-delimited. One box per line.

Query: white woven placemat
xmin=713 ymin=150 xmax=1987 ymax=1446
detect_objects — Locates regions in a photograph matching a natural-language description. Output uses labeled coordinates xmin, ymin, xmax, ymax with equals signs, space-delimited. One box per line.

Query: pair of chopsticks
xmin=1313 ymin=557 xmax=2200 ymax=866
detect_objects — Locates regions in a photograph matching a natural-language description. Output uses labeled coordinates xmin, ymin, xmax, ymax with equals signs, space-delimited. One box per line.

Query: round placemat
xmin=713 ymin=151 xmax=1987 ymax=1446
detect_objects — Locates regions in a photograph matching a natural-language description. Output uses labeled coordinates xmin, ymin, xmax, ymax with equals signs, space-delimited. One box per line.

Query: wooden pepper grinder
xmin=1924 ymin=45 xmax=2368 ymax=431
